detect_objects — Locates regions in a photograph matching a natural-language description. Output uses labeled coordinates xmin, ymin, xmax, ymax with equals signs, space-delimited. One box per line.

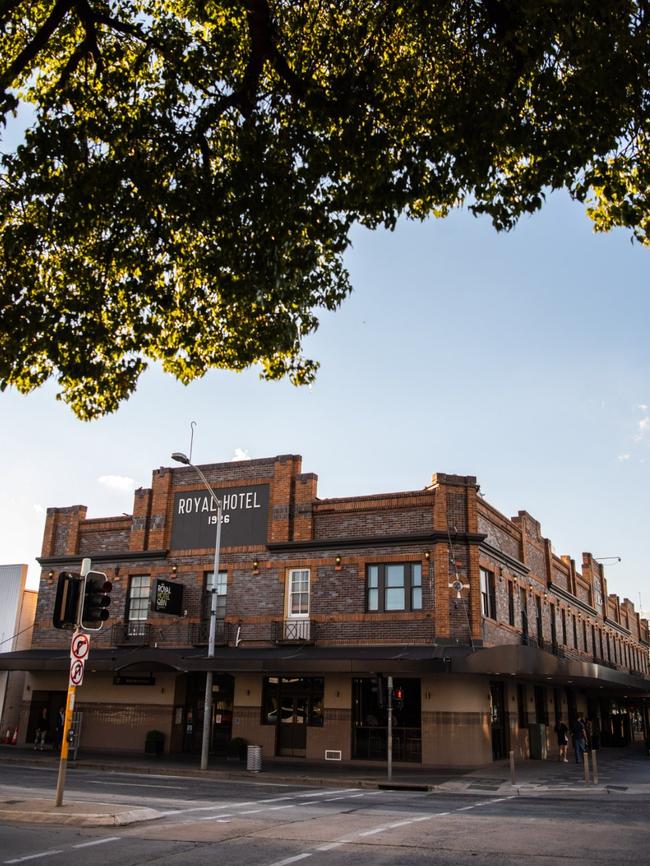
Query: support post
xmin=583 ymin=750 xmax=591 ymax=784
xmin=591 ymin=749 xmax=599 ymax=785
xmin=387 ymin=675 xmax=393 ymax=781
xmin=509 ymin=749 xmax=516 ymax=785
xmin=55 ymin=557 xmax=91 ymax=807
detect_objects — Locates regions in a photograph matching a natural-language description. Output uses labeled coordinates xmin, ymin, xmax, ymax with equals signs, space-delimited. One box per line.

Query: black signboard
xmin=170 ymin=483 xmax=269 ymax=551
xmin=113 ymin=674 xmax=156 ymax=686
xmin=153 ymin=579 xmax=184 ymax=616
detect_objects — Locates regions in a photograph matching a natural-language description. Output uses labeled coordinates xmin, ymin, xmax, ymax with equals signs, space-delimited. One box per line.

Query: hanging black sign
xmin=170 ymin=483 xmax=270 ymax=550
xmin=153 ymin=579 xmax=184 ymax=616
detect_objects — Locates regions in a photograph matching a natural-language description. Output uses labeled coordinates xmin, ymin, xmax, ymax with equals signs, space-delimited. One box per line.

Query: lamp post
xmin=171 ymin=451 xmax=223 ymax=771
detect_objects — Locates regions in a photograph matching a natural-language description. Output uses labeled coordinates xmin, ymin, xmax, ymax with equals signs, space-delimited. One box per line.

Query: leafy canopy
xmin=1 ymin=1 xmax=648 ymax=418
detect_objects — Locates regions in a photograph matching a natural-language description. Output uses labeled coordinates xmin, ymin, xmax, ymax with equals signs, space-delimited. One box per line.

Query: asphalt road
xmin=1 ymin=765 xmax=649 ymax=866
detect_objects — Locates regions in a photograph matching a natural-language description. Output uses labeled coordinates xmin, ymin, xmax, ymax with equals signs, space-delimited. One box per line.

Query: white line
xmin=268 ymin=854 xmax=312 ymax=866
xmin=259 ymin=796 xmax=293 ymax=803
xmin=5 ymin=852 xmax=65 ymax=864
xmin=240 ymin=809 xmax=264 ymax=815
xmin=387 ymin=820 xmax=416 ymax=828
xmin=457 ymin=805 xmax=475 ymax=811
xmin=156 ymin=801 xmax=256 ymax=817
xmin=410 ymin=815 xmax=433 ymax=822
xmin=72 ymin=837 xmax=121 ymax=849
xmin=316 ymin=843 xmax=344 ymax=851
xmin=267 ymin=805 xmax=296 ymax=811
xmin=199 ymin=813 xmax=234 ymax=821
xmin=299 ymin=788 xmax=359 ymax=798
xmin=358 ymin=827 xmax=389 ymax=837
xmin=88 ymin=781 xmax=187 ymax=790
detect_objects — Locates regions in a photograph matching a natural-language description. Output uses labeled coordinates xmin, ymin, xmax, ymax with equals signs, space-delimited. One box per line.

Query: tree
xmin=1 ymin=1 xmax=648 ymax=418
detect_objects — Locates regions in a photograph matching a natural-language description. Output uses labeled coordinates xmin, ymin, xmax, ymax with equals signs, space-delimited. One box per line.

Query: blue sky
xmin=1 ymin=178 xmax=648 ymax=611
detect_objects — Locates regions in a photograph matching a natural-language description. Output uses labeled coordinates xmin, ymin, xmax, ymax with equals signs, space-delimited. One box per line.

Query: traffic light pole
xmin=55 ymin=557 xmax=91 ymax=807
xmin=387 ymin=674 xmax=393 ymax=781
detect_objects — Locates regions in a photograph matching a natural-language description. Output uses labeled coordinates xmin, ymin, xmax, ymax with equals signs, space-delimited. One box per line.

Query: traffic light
xmin=53 ymin=571 xmax=81 ymax=629
xmin=392 ymin=685 xmax=404 ymax=710
xmin=81 ymin=570 xmax=112 ymax=627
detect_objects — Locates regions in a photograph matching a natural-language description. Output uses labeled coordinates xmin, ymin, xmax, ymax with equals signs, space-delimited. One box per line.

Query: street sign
xmin=70 ymin=632 xmax=90 ymax=661
xmin=69 ymin=658 xmax=85 ymax=687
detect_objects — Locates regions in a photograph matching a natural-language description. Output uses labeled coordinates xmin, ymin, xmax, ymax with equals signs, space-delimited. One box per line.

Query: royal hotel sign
xmin=170 ymin=484 xmax=270 ymax=550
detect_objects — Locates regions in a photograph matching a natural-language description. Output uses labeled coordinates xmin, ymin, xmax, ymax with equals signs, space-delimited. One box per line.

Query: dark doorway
xmin=27 ymin=690 xmax=67 ymax=750
xmin=262 ymin=677 xmax=324 ymax=757
xmin=490 ymin=681 xmax=507 ymax=760
xmin=352 ymin=677 xmax=421 ymax=762
xmin=183 ymin=673 xmax=234 ymax=754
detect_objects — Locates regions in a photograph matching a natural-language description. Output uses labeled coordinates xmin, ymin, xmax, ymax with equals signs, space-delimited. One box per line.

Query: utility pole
xmin=387 ymin=674 xmax=393 ymax=781
xmin=55 ymin=558 xmax=90 ymax=807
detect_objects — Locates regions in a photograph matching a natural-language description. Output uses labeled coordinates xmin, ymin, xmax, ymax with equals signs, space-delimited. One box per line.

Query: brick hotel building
xmin=1 ymin=454 xmax=649 ymax=766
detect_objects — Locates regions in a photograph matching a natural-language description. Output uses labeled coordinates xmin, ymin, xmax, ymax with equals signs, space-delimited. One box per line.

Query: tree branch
xmin=1 ymin=0 xmax=73 ymax=90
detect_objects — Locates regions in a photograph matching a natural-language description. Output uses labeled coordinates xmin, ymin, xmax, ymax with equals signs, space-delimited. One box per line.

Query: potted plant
xmin=144 ymin=729 xmax=165 ymax=756
xmin=227 ymin=736 xmax=247 ymax=761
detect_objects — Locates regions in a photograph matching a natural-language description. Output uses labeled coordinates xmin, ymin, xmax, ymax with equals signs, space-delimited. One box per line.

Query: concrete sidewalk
xmin=1 ymin=743 xmax=648 ymax=826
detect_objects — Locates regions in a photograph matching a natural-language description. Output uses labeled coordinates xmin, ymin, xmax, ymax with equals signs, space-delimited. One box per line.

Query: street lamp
xmin=171 ymin=451 xmax=223 ymax=771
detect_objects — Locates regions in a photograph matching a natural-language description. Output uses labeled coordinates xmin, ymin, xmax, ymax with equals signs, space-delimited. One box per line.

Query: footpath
xmin=0 ymin=742 xmax=648 ymax=827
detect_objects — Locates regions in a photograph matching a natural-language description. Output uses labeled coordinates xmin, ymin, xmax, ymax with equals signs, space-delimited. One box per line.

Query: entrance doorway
xmin=262 ymin=677 xmax=324 ymax=758
xmin=27 ymin=690 xmax=67 ymax=750
xmin=352 ymin=677 xmax=421 ymax=762
xmin=490 ymin=681 xmax=507 ymax=760
xmin=183 ymin=673 xmax=234 ymax=754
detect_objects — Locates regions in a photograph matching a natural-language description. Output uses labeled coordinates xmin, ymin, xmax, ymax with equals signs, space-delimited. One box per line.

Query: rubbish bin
xmin=246 ymin=744 xmax=262 ymax=773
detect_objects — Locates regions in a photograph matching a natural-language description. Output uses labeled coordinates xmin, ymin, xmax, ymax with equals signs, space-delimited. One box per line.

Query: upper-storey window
xmin=204 ymin=570 xmax=228 ymax=620
xmin=507 ymin=582 xmax=515 ymax=626
xmin=127 ymin=575 xmax=150 ymax=636
xmin=366 ymin=563 xmax=422 ymax=612
xmin=480 ymin=568 xmax=496 ymax=620
xmin=287 ymin=569 xmax=310 ymax=617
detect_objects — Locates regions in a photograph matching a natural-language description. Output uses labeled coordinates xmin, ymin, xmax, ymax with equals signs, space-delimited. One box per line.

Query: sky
xmin=0 ymin=170 xmax=648 ymax=609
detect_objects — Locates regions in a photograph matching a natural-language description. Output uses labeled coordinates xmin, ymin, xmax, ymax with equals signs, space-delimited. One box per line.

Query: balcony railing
xmin=112 ymin=622 xmax=152 ymax=646
xmin=188 ymin=620 xmax=229 ymax=646
xmin=272 ymin=619 xmax=317 ymax=644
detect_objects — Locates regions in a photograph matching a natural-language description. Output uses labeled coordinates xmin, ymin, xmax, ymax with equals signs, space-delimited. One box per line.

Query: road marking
xmin=72 ymin=837 xmax=121 ymax=849
xmin=358 ymin=826 xmax=389 ymax=836
xmin=268 ymin=855 xmax=312 ymax=866
xmin=267 ymin=805 xmax=296 ymax=811
xmin=322 ymin=792 xmax=366 ymax=802
xmin=88 ymin=781 xmax=187 ymax=790
xmin=200 ymin=813 xmax=234 ymax=821
xmin=6 ymin=852 xmax=65 ymax=864
xmin=316 ymin=842 xmax=345 ymax=851
xmin=240 ymin=808 xmax=264 ymax=814
xmin=299 ymin=788 xmax=359 ymax=798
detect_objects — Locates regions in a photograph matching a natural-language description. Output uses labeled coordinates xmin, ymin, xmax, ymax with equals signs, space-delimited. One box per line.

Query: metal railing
xmin=188 ymin=620 xmax=229 ymax=646
xmin=272 ymin=619 xmax=317 ymax=644
xmin=111 ymin=622 xmax=152 ymax=646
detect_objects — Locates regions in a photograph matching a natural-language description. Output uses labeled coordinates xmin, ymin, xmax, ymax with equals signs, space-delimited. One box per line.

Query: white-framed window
xmin=480 ymin=568 xmax=496 ymax=619
xmin=288 ymin=569 xmax=310 ymax=617
xmin=127 ymin=575 xmax=150 ymax=636
xmin=204 ymin=570 xmax=228 ymax=620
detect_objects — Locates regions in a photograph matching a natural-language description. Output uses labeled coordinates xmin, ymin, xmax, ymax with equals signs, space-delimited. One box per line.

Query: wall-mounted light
xmin=48 ymin=570 xmax=54 ymax=579
xmin=335 ymin=556 xmax=342 ymax=568
xmin=252 ymin=559 xmax=259 ymax=572
xmin=171 ymin=564 xmax=177 ymax=575
xmin=424 ymin=552 xmax=431 ymax=561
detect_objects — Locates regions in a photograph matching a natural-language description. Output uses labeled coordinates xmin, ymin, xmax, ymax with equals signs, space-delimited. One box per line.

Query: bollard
xmin=591 ymin=749 xmax=599 ymax=785
xmin=509 ymin=750 xmax=516 ymax=786
xmin=583 ymin=750 xmax=590 ymax=784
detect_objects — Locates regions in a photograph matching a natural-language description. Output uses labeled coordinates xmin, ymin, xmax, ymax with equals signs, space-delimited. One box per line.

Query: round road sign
xmin=69 ymin=659 xmax=85 ymax=686
xmin=70 ymin=632 xmax=90 ymax=661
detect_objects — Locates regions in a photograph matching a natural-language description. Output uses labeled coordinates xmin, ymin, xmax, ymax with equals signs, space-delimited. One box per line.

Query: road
xmin=1 ymin=764 xmax=648 ymax=865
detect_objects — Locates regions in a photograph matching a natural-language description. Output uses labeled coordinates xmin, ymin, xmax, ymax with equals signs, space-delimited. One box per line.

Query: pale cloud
xmin=617 ymin=454 xmax=631 ymax=462
xmin=98 ymin=474 xmax=136 ymax=492
xmin=33 ymin=503 xmax=46 ymax=515
xmin=231 ymin=448 xmax=251 ymax=462
xmin=633 ymin=417 xmax=650 ymax=443
xmin=639 ymin=404 xmax=648 ymax=412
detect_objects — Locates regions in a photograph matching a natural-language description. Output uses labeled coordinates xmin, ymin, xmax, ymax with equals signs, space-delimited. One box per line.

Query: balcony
xmin=112 ymin=622 xmax=152 ymax=646
xmin=272 ymin=619 xmax=317 ymax=644
xmin=188 ymin=620 xmax=229 ymax=646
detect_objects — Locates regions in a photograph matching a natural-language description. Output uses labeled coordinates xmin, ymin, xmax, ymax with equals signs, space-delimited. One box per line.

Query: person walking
xmin=555 ymin=719 xmax=569 ymax=762
xmin=571 ymin=716 xmax=587 ymax=764
xmin=33 ymin=708 xmax=49 ymax=751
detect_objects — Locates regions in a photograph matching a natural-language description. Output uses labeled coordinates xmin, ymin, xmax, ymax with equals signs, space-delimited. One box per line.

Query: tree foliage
xmin=1 ymin=1 xmax=648 ymax=418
